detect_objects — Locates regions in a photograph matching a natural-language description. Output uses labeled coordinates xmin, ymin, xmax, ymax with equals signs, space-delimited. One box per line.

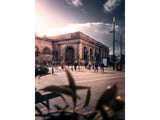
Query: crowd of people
xmin=61 ymin=62 xmax=105 ymax=72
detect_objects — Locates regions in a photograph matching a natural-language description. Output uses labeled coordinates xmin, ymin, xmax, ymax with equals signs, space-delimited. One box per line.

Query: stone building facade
xmin=35 ymin=31 xmax=109 ymax=65
xmin=35 ymin=36 xmax=53 ymax=65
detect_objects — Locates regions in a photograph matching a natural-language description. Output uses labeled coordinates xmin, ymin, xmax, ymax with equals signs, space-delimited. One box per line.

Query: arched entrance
xmin=35 ymin=46 xmax=39 ymax=64
xmin=35 ymin=46 xmax=39 ymax=57
xmin=65 ymin=47 xmax=74 ymax=64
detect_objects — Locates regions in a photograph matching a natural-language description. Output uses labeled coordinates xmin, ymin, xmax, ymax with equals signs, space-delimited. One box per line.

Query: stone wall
xmin=35 ymin=31 xmax=109 ymax=65
xmin=35 ymin=37 xmax=53 ymax=65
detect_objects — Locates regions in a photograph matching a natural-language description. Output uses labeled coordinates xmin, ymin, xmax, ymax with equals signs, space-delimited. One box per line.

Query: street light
xmin=109 ymin=17 xmax=116 ymax=70
xmin=52 ymin=56 xmax=54 ymax=74
xmin=120 ymin=34 xmax=123 ymax=71
xmin=77 ymin=54 xmax=80 ymax=71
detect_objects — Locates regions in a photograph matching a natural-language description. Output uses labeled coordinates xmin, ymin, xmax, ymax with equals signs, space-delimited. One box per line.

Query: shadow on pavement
xmin=35 ymin=91 xmax=60 ymax=105
xmin=38 ymin=73 xmax=50 ymax=77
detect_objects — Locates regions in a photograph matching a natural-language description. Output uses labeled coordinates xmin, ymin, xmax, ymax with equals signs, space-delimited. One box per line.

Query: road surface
xmin=35 ymin=67 xmax=125 ymax=119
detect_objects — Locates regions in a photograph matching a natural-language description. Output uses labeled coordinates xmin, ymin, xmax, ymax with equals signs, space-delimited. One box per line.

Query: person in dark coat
xmin=74 ymin=62 xmax=77 ymax=71
xmin=88 ymin=61 xmax=92 ymax=70
xmin=85 ymin=62 xmax=88 ymax=69
xmin=94 ymin=63 xmax=98 ymax=72
xmin=67 ymin=62 xmax=70 ymax=68
xmin=92 ymin=63 xmax=95 ymax=70
xmin=101 ymin=63 xmax=105 ymax=72
xmin=61 ymin=63 xmax=64 ymax=69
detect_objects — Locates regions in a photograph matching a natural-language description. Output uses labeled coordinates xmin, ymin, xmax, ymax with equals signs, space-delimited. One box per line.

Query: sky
xmin=35 ymin=0 xmax=125 ymax=55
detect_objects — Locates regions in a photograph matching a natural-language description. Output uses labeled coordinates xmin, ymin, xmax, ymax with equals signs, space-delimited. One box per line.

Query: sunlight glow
xmin=35 ymin=1 xmax=69 ymax=36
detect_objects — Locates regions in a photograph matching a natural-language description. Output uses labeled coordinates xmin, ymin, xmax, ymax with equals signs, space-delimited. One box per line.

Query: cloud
xmin=66 ymin=0 xmax=83 ymax=7
xmin=103 ymin=0 xmax=121 ymax=13
xmin=40 ymin=22 xmax=123 ymax=54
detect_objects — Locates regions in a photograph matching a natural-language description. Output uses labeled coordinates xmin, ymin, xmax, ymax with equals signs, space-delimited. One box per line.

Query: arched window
xmin=66 ymin=47 xmax=74 ymax=64
xmin=105 ymin=52 xmax=107 ymax=58
xmin=84 ymin=47 xmax=87 ymax=59
xmin=90 ymin=48 xmax=92 ymax=56
xmin=102 ymin=52 xmax=104 ymax=58
xmin=90 ymin=48 xmax=92 ymax=59
xmin=35 ymin=46 xmax=39 ymax=56
xmin=98 ymin=49 xmax=101 ymax=60
xmin=43 ymin=47 xmax=51 ymax=54
xmin=95 ymin=49 xmax=97 ymax=57
xmin=99 ymin=49 xmax=101 ymax=54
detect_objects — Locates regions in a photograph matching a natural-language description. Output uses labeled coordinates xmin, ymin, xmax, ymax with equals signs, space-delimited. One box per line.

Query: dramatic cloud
xmin=39 ymin=22 xmax=123 ymax=54
xmin=66 ymin=0 xmax=83 ymax=7
xmin=104 ymin=0 xmax=121 ymax=13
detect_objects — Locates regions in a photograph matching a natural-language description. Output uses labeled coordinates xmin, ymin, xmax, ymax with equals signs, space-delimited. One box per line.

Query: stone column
xmin=77 ymin=42 xmax=80 ymax=62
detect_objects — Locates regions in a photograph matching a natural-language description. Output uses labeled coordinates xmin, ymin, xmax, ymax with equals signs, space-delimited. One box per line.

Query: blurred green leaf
xmin=73 ymin=106 xmax=79 ymax=112
xmin=63 ymin=66 xmax=76 ymax=92
xmin=45 ymin=95 xmax=50 ymax=110
xmin=96 ymin=83 xmax=117 ymax=110
xmin=63 ymin=104 xmax=69 ymax=111
xmin=84 ymin=111 xmax=98 ymax=119
xmin=110 ymin=98 xmax=125 ymax=112
xmin=103 ymin=105 xmax=115 ymax=118
xmin=35 ymin=74 xmax=125 ymax=120
xmin=60 ymin=94 xmax=69 ymax=106
xmin=54 ymin=104 xmax=63 ymax=110
xmin=99 ymin=106 xmax=110 ymax=120
xmin=64 ymin=66 xmax=77 ymax=108
xmin=35 ymin=106 xmax=43 ymax=116
xmin=40 ymin=85 xmax=78 ymax=98
xmin=82 ymin=88 xmax=91 ymax=110
xmin=93 ymin=112 xmax=103 ymax=120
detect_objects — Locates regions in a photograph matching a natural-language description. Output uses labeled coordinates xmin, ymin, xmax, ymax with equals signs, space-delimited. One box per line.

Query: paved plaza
xmin=35 ymin=66 xmax=125 ymax=120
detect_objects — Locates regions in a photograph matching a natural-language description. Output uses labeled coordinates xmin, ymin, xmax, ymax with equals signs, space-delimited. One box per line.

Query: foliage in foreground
xmin=35 ymin=65 xmax=125 ymax=120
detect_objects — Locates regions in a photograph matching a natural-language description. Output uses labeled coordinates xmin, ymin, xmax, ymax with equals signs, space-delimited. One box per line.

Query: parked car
xmin=35 ymin=64 xmax=49 ymax=77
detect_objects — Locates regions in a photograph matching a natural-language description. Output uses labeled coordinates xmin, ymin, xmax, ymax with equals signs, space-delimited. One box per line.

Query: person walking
xmin=61 ymin=63 xmax=64 ymax=69
xmin=88 ymin=61 xmax=92 ymax=70
xmin=92 ymin=63 xmax=95 ymax=70
xmin=85 ymin=62 xmax=88 ymax=69
xmin=67 ymin=62 xmax=70 ymax=69
xmin=71 ymin=64 xmax=73 ymax=71
xmin=95 ymin=63 xmax=98 ymax=72
xmin=74 ymin=62 xmax=77 ymax=71
xmin=101 ymin=63 xmax=104 ymax=72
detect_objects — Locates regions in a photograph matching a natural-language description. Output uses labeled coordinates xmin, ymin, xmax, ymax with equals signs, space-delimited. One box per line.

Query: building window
xmin=84 ymin=47 xmax=87 ymax=59
xmin=90 ymin=48 xmax=92 ymax=56
xmin=35 ymin=46 xmax=39 ymax=56
xmin=43 ymin=47 xmax=51 ymax=54
xmin=65 ymin=33 xmax=71 ymax=39
xmin=90 ymin=48 xmax=93 ymax=59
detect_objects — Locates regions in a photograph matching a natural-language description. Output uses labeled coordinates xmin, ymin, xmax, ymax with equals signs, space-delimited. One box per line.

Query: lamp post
xmin=120 ymin=34 xmax=123 ymax=71
xmin=109 ymin=17 xmax=116 ymax=70
xmin=78 ymin=54 xmax=80 ymax=71
xmin=52 ymin=56 xmax=54 ymax=74
xmin=113 ymin=17 xmax=115 ymax=70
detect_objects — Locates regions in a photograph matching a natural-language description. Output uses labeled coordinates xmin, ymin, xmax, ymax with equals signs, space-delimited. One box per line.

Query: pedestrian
xmin=95 ymin=63 xmax=98 ymax=72
xmin=67 ymin=62 xmax=69 ymax=69
xmin=78 ymin=62 xmax=81 ymax=71
xmin=92 ymin=63 xmax=95 ymax=70
xmin=88 ymin=61 xmax=92 ymax=70
xmin=74 ymin=62 xmax=77 ymax=71
xmin=61 ymin=63 xmax=64 ymax=69
xmin=85 ymin=62 xmax=88 ymax=69
xmin=101 ymin=63 xmax=104 ymax=72
xmin=71 ymin=64 xmax=73 ymax=71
